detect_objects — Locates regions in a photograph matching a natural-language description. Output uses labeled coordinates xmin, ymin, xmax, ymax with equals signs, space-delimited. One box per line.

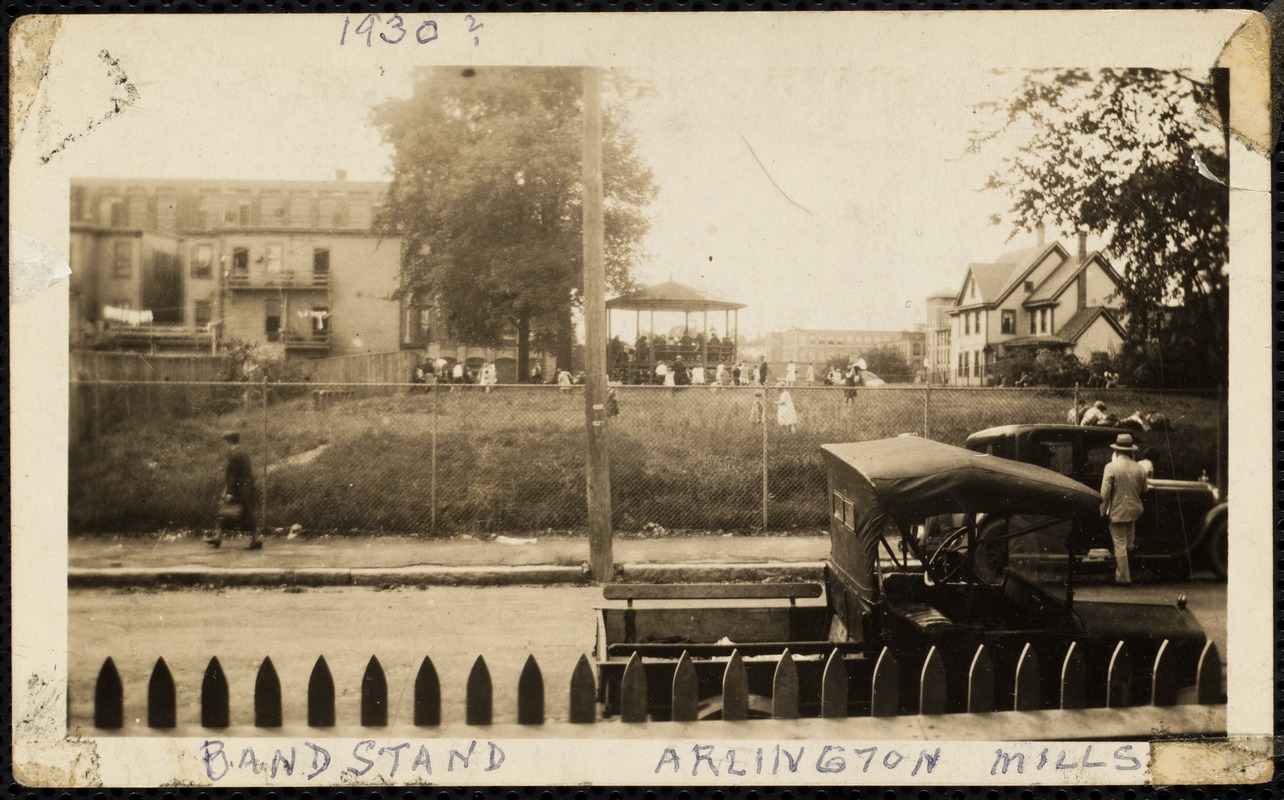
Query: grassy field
xmin=69 ymin=384 xmax=1220 ymax=535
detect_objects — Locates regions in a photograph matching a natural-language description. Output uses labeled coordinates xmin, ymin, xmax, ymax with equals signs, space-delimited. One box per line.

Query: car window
xmin=1032 ymin=440 xmax=1075 ymax=474
xmin=1084 ymin=443 xmax=1113 ymax=476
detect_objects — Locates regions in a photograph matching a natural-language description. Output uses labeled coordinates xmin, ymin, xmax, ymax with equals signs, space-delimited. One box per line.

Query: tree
xmin=973 ymin=69 xmax=1229 ymax=388
xmin=373 ymin=67 xmax=657 ymax=378
xmin=861 ymin=345 xmax=913 ymax=383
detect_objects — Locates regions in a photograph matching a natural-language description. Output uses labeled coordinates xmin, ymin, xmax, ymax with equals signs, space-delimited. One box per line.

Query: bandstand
xmin=604 ymin=280 xmax=746 ymax=384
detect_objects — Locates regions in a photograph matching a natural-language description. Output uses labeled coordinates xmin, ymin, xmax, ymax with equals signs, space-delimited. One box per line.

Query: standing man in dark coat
xmin=206 ymin=431 xmax=262 ymax=549
xmin=757 ymin=356 xmax=769 ymax=387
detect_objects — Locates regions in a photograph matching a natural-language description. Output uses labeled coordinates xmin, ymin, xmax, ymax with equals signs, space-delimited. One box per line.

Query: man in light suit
xmin=1099 ymin=433 xmax=1148 ymax=584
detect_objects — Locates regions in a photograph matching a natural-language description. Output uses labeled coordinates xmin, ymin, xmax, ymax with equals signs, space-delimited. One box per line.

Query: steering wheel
xmin=924 ymin=526 xmax=971 ymax=585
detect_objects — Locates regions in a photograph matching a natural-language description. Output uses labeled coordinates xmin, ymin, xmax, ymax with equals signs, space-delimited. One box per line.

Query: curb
xmin=68 ymin=561 xmax=827 ymax=589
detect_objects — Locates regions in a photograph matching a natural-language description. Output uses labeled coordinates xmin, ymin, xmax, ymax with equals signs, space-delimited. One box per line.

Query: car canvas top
xmin=820 ymin=436 xmax=1100 ymax=530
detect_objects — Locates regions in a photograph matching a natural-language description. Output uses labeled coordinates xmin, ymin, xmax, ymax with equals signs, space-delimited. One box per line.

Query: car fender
xmin=1199 ymin=502 xmax=1229 ymax=542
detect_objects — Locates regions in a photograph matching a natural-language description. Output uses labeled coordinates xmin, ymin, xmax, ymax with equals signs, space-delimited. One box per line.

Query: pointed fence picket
xmin=1150 ymin=639 xmax=1179 ymax=707
xmin=308 ymin=656 xmax=335 ymax=727
xmin=870 ymin=647 xmax=898 ymax=717
xmin=94 ymin=657 xmax=123 ymax=729
xmin=1013 ymin=643 xmax=1041 ymax=711
xmin=772 ymin=649 xmax=800 ymax=720
xmin=465 ymin=656 xmax=492 ymax=725
xmin=619 ymin=652 xmax=648 ymax=723
xmin=1107 ymin=641 xmax=1132 ymax=708
xmin=966 ymin=645 xmax=994 ymax=713
xmin=254 ymin=657 xmax=282 ymax=728
xmin=201 ymin=657 xmax=229 ymax=728
xmin=819 ymin=649 xmax=848 ymax=718
xmin=147 ymin=658 xmax=176 ymax=729
xmin=87 ymin=637 xmax=1225 ymax=731
xmin=919 ymin=646 xmax=946 ymax=715
xmin=361 ymin=656 xmax=388 ymax=726
xmin=568 ymin=655 xmax=596 ymax=724
xmin=1059 ymin=642 xmax=1086 ymax=710
xmin=414 ymin=656 xmax=441 ymax=726
xmin=671 ymin=651 xmax=699 ymax=722
xmin=721 ymin=650 xmax=749 ymax=721
xmin=1196 ymin=642 xmax=1222 ymax=705
xmin=517 ymin=655 xmax=544 ymax=725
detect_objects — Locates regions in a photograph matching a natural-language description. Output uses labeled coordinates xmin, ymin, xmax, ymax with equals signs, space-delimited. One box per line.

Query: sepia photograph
xmin=9 ymin=11 xmax=1273 ymax=787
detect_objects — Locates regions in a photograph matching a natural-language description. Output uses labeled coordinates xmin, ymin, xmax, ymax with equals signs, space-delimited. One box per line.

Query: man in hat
xmin=1099 ymin=433 xmax=1147 ymax=584
xmin=206 ymin=431 xmax=263 ymax=550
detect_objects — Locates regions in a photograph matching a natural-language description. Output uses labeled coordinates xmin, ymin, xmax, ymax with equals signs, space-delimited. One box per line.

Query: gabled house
xmin=949 ymin=230 xmax=1126 ymax=385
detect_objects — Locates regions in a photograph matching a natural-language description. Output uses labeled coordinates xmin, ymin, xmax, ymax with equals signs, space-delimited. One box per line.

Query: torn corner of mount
xmin=9 ymin=227 xmax=72 ymax=305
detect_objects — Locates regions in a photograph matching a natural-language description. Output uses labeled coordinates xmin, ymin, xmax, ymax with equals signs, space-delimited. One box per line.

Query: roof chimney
xmin=335 ymin=169 xmax=348 ymax=181
xmin=1077 ymin=230 xmax=1088 ymax=262
xmin=1036 ymin=222 xmax=1045 ymax=246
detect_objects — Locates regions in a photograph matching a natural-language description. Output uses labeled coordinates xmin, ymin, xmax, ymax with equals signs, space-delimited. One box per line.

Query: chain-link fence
xmin=69 ymin=380 xmax=1221 ymax=536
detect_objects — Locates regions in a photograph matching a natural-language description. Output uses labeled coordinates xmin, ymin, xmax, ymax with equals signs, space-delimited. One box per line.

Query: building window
xmin=1024 ymin=280 xmax=1035 ymax=292
xmin=192 ymin=243 xmax=214 ymax=279
xmin=311 ymin=307 xmax=329 ymax=339
xmin=261 ymin=192 xmax=285 ymax=226
xmin=109 ymin=200 xmax=127 ymax=228
xmin=289 ymin=193 xmax=312 ymax=227
xmin=265 ymin=299 xmax=281 ymax=342
xmin=973 ymin=350 xmax=981 ymax=378
xmin=197 ymin=191 xmax=222 ymax=230
xmin=1029 ymin=311 xmax=1037 ymax=335
xmin=156 ymin=190 xmax=178 ymax=232
xmin=232 ymin=247 xmax=249 ymax=273
xmin=194 ymin=300 xmax=212 ymax=327
xmin=234 ymin=200 xmax=252 ymax=226
xmin=329 ymin=198 xmax=350 ymax=227
xmin=1048 ymin=308 xmax=1054 ymax=333
xmin=963 ymin=314 xmax=970 ymax=336
xmin=71 ymin=187 xmax=86 ymax=221
xmin=265 ymin=243 xmax=283 ymax=273
xmin=1039 ymin=308 xmax=1049 ymax=334
xmin=112 ymin=241 xmax=131 ymax=278
xmin=313 ymin=248 xmax=330 ymax=278
xmin=349 ymin=195 xmax=372 ymax=228
xmin=1001 ymin=310 xmax=1016 ymax=335
xmin=406 ymin=304 xmax=432 ymax=344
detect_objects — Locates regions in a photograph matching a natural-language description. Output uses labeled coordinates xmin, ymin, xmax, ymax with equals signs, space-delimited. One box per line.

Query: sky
xmin=30 ymin=17 xmax=1134 ymax=340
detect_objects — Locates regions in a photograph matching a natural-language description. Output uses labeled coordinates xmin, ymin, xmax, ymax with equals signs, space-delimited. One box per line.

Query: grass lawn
xmin=69 ymin=384 xmax=1219 ymax=535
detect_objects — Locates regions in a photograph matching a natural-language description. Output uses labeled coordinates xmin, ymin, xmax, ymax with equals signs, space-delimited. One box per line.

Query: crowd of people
xmin=1069 ymin=400 xmax=1173 ymax=432
xmin=411 ymin=356 xmax=503 ymax=390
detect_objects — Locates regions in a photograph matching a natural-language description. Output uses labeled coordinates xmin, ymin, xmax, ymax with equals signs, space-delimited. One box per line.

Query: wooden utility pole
xmin=581 ymin=66 xmax=614 ymax=582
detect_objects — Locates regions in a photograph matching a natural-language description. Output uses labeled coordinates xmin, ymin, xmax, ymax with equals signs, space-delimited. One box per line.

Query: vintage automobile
xmin=955 ymin=424 xmax=1227 ymax=579
xmin=595 ymin=436 xmax=1209 ymax=718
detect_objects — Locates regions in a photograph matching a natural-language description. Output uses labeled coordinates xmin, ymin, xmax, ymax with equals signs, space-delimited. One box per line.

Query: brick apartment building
xmin=924 ymin=289 xmax=955 ymax=384
xmin=765 ymin=327 xmax=926 ymax=379
xmin=68 ymin=176 xmax=543 ymax=378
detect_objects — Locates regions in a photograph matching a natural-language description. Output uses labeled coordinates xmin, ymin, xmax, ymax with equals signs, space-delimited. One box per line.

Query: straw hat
xmin=1110 ymin=433 xmax=1139 ymax=452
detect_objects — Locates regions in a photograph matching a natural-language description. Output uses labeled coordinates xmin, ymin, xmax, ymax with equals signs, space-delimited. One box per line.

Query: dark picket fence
xmin=90 ymin=639 xmax=1223 ymax=731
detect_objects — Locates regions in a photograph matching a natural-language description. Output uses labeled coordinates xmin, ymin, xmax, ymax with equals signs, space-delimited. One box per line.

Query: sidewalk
xmin=69 ymin=532 xmax=831 ymax=588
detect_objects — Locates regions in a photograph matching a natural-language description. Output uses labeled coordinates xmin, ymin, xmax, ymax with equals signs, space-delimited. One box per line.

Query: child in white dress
xmin=776 ymin=380 xmax=798 ymax=433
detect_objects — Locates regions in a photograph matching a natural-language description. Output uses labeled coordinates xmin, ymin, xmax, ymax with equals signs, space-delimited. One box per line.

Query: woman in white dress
xmin=776 ymin=380 xmax=798 ymax=433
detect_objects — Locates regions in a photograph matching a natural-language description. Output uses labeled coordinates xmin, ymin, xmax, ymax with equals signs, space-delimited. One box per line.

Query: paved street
xmin=69 ymin=532 xmax=832 ymax=571
xmin=68 ymin=578 xmax=1225 ymax=732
